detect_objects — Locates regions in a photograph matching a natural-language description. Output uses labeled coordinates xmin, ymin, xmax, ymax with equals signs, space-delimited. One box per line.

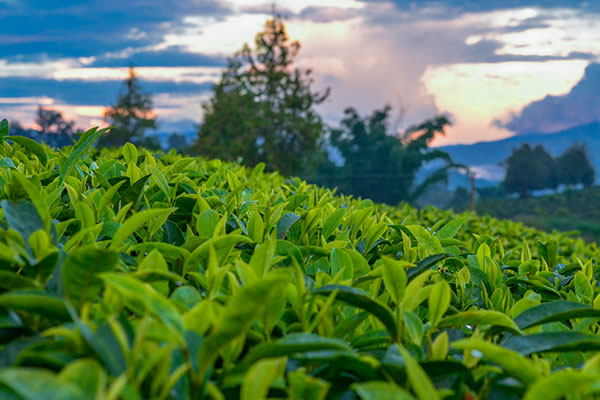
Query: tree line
xmin=503 ymin=143 xmax=595 ymax=198
xmin=195 ymin=16 xmax=457 ymax=204
xmin=10 ymin=16 xmax=458 ymax=206
xmin=12 ymin=16 xmax=598 ymax=206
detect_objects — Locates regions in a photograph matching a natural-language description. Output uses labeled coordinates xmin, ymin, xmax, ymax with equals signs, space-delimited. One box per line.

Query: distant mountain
xmin=439 ymin=121 xmax=600 ymax=186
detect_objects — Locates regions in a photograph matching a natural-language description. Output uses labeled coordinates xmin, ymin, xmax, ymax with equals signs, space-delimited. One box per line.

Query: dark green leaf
xmin=513 ymin=301 xmax=600 ymax=330
xmin=0 ymin=367 xmax=83 ymax=400
xmin=438 ymin=310 xmax=520 ymax=335
xmin=502 ymin=332 xmax=600 ymax=356
xmin=0 ymin=290 xmax=69 ymax=321
xmin=9 ymin=136 xmax=48 ymax=166
xmin=196 ymin=273 xmax=287 ymax=379
xmin=62 ymin=248 xmax=119 ymax=310
xmin=322 ymin=208 xmax=345 ymax=239
xmin=277 ymin=212 xmax=300 ymax=239
xmin=406 ymin=254 xmax=449 ymax=281
xmin=313 ymin=285 xmax=397 ymax=339
xmin=1 ymin=200 xmax=44 ymax=248
xmin=59 ymin=126 xmax=110 ymax=185
xmin=0 ymin=119 xmax=8 ymax=138
xmin=237 ymin=333 xmax=352 ymax=371
xmin=120 ymin=174 xmax=151 ymax=209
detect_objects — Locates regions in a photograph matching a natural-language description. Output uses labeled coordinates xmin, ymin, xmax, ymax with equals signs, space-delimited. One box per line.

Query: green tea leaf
xmin=1 ymin=200 xmax=45 ymax=246
xmin=101 ymin=273 xmax=185 ymax=343
xmin=248 ymin=210 xmax=264 ymax=242
xmin=120 ymin=174 xmax=151 ymax=209
xmin=354 ymin=381 xmax=415 ymax=400
xmin=322 ymin=208 xmax=345 ymax=239
xmin=438 ymin=310 xmax=520 ymax=334
xmin=313 ymin=285 xmax=397 ymax=339
xmin=0 ymin=119 xmax=8 ymax=138
xmin=0 ymin=367 xmax=83 ymax=400
xmin=428 ymin=280 xmax=450 ymax=328
xmin=197 ymin=209 xmax=220 ymax=238
xmin=62 ymin=248 xmax=119 ymax=310
xmin=523 ymin=370 xmax=599 ymax=400
xmin=407 ymin=225 xmax=443 ymax=254
xmin=9 ymin=136 xmax=48 ymax=166
xmin=250 ymin=237 xmax=276 ymax=277
xmin=406 ymin=254 xmax=448 ymax=281
xmin=331 ymin=247 xmax=354 ymax=281
xmin=381 ymin=256 xmax=408 ymax=305
xmin=435 ymin=217 xmax=467 ymax=239
xmin=58 ymin=359 xmax=107 ymax=400
xmin=241 ymin=357 xmax=286 ymax=400
xmin=59 ymin=126 xmax=110 ymax=185
xmin=238 ymin=333 xmax=352 ymax=370
xmin=10 ymin=171 xmax=51 ymax=232
xmin=452 ymin=339 xmax=540 ymax=384
xmin=502 ymin=332 xmax=600 ymax=356
xmin=122 ymin=142 xmax=138 ymax=164
xmin=0 ymin=289 xmax=69 ymax=321
xmin=277 ymin=212 xmax=300 ymax=239
xmin=109 ymin=208 xmax=174 ymax=250
xmin=196 ymin=273 xmax=287 ymax=379
xmin=513 ymin=301 xmax=600 ymax=330
xmin=288 ymin=369 xmax=330 ymax=400
xmin=397 ymin=345 xmax=440 ymax=400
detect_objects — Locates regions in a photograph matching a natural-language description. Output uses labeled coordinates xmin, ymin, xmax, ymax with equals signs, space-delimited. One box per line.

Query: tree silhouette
xmin=35 ymin=106 xmax=75 ymax=136
xmin=99 ymin=66 xmax=156 ymax=148
xmin=316 ymin=106 xmax=453 ymax=204
xmin=195 ymin=15 xmax=329 ymax=176
xmin=556 ymin=143 xmax=596 ymax=188
xmin=503 ymin=144 xmax=555 ymax=197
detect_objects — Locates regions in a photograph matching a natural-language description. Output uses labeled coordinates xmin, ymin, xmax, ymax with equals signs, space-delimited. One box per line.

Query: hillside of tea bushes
xmin=2 ymin=120 xmax=600 ymax=399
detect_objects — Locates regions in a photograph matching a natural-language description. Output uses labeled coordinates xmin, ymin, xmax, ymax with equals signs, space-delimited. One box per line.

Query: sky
xmin=1 ymin=0 xmax=599 ymax=145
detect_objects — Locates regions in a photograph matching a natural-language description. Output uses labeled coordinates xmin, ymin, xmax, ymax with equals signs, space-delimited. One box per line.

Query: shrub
xmin=1 ymin=119 xmax=600 ymax=399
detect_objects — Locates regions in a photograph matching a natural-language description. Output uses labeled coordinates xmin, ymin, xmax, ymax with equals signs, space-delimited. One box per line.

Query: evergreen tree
xmin=99 ymin=66 xmax=156 ymax=148
xmin=556 ymin=143 xmax=596 ymax=187
xmin=196 ymin=16 xmax=329 ymax=176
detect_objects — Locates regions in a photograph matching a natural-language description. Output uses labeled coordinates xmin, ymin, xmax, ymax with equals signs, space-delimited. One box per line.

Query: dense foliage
xmin=315 ymin=107 xmax=454 ymax=204
xmin=503 ymin=144 xmax=556 ymax=198
xmin=2 ymin=119 xmax=600 ymax=399
xmin=555 ymin=143 xmax=596 ymax=188
xmin=474 ymin=185 xmax=600 ymax=242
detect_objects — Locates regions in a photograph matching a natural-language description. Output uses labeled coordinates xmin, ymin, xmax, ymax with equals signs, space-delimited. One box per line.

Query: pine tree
xmin=196 ymin=16 xmax=329 ymax=176
xmin=99 ymin=66 xmax=156 ymax=148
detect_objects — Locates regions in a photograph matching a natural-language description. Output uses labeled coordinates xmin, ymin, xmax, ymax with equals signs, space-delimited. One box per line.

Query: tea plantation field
xmin=1 ymin=119 xmax=600 ymax=399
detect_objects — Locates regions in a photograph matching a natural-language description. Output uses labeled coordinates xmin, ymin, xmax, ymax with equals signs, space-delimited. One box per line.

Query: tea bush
xmin=1 ymin=119 xmax=600 ymax=399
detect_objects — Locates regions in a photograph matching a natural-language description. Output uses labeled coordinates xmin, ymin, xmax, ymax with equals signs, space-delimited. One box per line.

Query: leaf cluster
xmin=0 ymin=118 xmax=600 ymax=399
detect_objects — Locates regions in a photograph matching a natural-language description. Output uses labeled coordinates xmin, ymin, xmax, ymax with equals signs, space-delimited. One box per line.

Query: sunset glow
xmin=1 ymin=1 xmax=599 ymax=142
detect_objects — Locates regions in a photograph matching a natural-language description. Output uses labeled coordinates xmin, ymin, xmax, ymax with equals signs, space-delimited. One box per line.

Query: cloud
xmin=297 ymin=6 xmax=361 ymax=22
xmin=496 ymin=62 xmax=600 ymax=134
xmin=0 ymin=0 xmax=231 ymax=57
xmin=0 ymin=77 xmax=212 ymax=107
xmin=3 ymin=0 xmax=600 ymax=143
xmin=286 ymin=3 xmax=597 ymax=142
xmin=89 ymin=46 xmax=226 ymax=68
xmin=365 ymin=0 xmax=600 ymax=14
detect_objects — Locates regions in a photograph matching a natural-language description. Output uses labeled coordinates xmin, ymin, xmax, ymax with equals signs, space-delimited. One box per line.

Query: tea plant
xmin=1 ymin=118 xmax=600 ymax=399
